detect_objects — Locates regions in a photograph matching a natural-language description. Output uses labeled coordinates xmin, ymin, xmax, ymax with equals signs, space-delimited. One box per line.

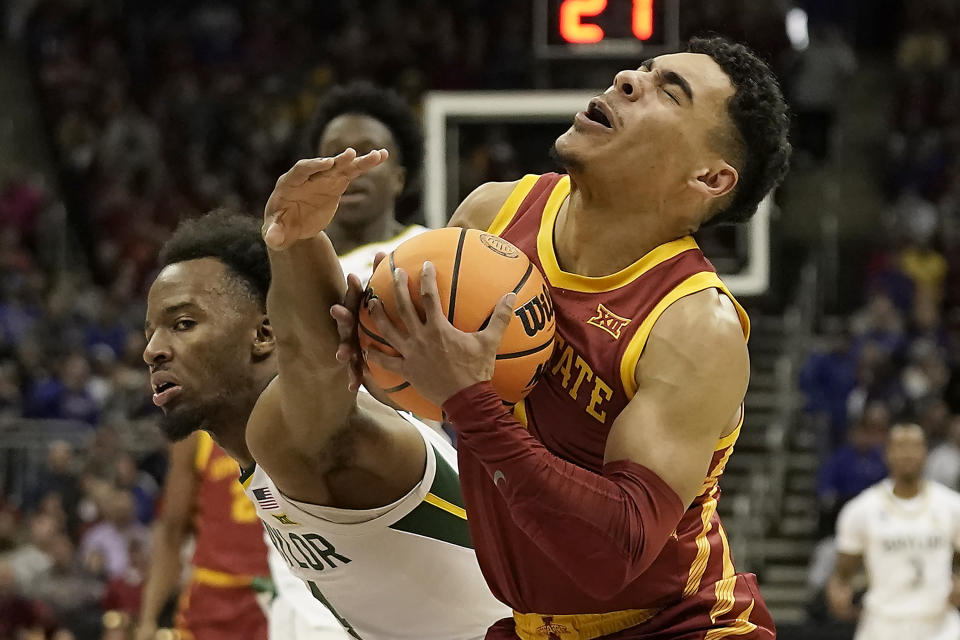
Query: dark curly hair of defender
xmin=688 ymin=36 xmax=791 ymax=226
xmin=158 ymin=209 xmax=270 ymax=309
xmin=305 ymin=82 xmax=422 ymax=192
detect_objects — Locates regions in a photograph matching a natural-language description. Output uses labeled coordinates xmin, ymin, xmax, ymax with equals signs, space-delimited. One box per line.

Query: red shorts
xmin=176 ymin=581 xmax=267 ymax=640
xmin=486 ymin=573 xmax=775 ymax=640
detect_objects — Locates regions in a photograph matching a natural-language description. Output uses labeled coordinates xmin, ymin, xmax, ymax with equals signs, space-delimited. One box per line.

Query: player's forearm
xmin=266 ymin=233 xmax=347 ymax=370
xmin=140 ymin=525 xmax=184 ymax=624
xmin=826 ymin=572 xmax=856 ymax=620
xmin=443 ymin=382 xmax=686 ymax=600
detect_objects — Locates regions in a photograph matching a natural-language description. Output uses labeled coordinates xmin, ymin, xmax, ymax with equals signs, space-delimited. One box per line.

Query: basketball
xmin=357 ymin=227 xmax=556 ymax=420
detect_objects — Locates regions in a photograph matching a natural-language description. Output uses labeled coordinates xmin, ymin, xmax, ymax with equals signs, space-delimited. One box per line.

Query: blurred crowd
xmin=798 ymin=0 xmax=960 ymax=624
xmin=1 ymin=157 xmax=164 ymax=638
xmin=22 ymin=0 xmax=535 ymax=297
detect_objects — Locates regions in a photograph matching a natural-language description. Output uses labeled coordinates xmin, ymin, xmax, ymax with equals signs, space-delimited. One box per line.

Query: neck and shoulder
xmin=204 ymin=367 xmax=277 ymax=470
xmin=556 ymin=169 xmax=702 ymax=278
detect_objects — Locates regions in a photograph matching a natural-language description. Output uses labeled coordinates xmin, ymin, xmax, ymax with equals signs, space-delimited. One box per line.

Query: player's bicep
xmin=835 ymin=499 xmax=867 ymax=554
xmin=447 ymin=181 xmax=518 ymax=230
xmin=603 ymin=291 xmax=749 ymax=507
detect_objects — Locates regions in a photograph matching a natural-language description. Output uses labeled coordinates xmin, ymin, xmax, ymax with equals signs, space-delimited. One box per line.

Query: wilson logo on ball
xmin=514 ymin=284 xmax=554 ymax=337
xmin=479 ymin=233 xmax=520 ymax=258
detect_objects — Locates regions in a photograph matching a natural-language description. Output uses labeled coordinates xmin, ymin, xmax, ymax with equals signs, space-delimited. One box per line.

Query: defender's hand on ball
xmin=331 ymin=252 xmax=387 ymax=392
xmin=365 ymin=260 xmax=516 ymax=407
xmin=263 ymin=148 xmax=389 ymax=250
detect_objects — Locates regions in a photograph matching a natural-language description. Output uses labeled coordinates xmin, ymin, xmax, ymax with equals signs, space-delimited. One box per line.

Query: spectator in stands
xmin=908 ymin=294 xmax=948 ymax=350
xmin=0 ymin=510 xmax=17 ymax=555
xmin=799 ymin=320 xmax=859 ymax=445
xmin=25 ymin=353 xmax=100 ymax=425
xmin=0 ymin=170 xmax=47 ymax=244
xmin=818 ymin=403 xmax=890 ymax=525
xmin=845 ymin=342 xmax=905 ymax=441
xmin=85 ymin=425 xmax=121 ymax=479
xmin=84 ymin=298 xmax=128 ymax=361
xmin=25 ymin=441 xmax=80 ymax=517
xmin=113 ymin=453 xmax=158 ymax=524
xmin=850 ymin=293 xmax=906 ymax=356
xmin=0 ymin=360 xmax=23 ymax=417
xmin=900 ymin=338 xmax=949 ymax=402
xmin=102 ymin=538 xmax=147 ymax=626
xmin=0 ymin=561 xmax=46 ymax=640
xmin=916 ymin=395 xmax=952 ymax=443
xmin=0 ymin=274 xmax=40 ymax=346
xmin=896 ymin=6 xmax=950 ymax=72
xmin=1 ymin=513 xmax=57 ymax=590
xmin=927 ymin=415 xmax=960 ymax=490
xmin=899 ymin=236 xmax=947 ymax=303
xmin=28 ymin=534 xmax=103 ymax=637
xmin=79 ymin=490 xmax=150 ymax=579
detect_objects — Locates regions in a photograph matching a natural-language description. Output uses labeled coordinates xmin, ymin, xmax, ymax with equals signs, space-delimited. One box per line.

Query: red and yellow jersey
xmin=459 ymin=174 xmax=752 ymax=619
xmin=190 ymin=432 xmax=269 ymax=582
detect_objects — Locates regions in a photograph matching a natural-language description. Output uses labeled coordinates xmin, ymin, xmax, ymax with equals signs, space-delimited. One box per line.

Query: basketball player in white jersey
xmin=829 ymin=423 xmax=960 ymax=640
xmin=267 ymin=83 xmax=428 ymax=639
xmin=305 ymin=82 xmax=428 ymax=265
xmin=143 ymin=151 xmax=514 ymax=638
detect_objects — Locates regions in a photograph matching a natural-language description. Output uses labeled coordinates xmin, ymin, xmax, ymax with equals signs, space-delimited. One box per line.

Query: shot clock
xmin=535 ymin=0 xmax=679 ymax=58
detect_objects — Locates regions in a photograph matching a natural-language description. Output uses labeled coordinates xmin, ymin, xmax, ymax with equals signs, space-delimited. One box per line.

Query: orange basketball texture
xmin=357 ymin=227 xmax=556 ymax=420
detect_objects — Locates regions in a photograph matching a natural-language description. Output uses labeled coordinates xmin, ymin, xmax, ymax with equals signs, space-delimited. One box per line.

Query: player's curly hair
xmin=688 ymin=36 xmax=791 ymax=226
xmin=158 ymin=209 xmax=270 ymax=309
xmin=305 ymin=82 xmax=422 ymax=191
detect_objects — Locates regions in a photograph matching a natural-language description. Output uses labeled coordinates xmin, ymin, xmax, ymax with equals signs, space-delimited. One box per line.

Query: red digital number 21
xmin=559 ymin=0 xmax=655 ymax=44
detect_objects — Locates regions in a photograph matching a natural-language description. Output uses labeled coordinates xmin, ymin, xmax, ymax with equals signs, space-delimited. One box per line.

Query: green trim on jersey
xmin=238 ymin=462 xmax=256 ymax=488
xmin=389 ymin=445 xmax=473 ymax=549
xmin=308 ymin=581 xmax=363 ymax=639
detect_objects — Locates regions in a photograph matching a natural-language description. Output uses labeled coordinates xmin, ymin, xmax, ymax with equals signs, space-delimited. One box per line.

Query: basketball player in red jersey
xmin=136 ymin=432 xmax=270 ymax=640
xmin=326 ymin=36 xmax=791 ymax=639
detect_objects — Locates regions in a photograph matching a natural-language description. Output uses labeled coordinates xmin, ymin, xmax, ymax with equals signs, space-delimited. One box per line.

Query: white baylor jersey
xmin=837 ymin=479 xmax=960 ymax=619
xmin=242 ymin=412 xmax=509 ymax=640
xmin=338 ymin=225 xmax=427 ymax=282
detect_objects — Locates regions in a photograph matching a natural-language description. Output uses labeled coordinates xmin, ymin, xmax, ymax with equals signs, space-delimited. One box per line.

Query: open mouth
xmin=585 ymin=100 xmax=613 ymax=129
xmin=152 ymin=381 xmax=183 ymax=407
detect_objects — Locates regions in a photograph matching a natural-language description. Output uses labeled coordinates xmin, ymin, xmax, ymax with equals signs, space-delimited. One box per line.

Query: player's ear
xmin=252 ymin=316 xmax=275 ymax=359
xmin=688 ymin=162 xmax=738 ymax=200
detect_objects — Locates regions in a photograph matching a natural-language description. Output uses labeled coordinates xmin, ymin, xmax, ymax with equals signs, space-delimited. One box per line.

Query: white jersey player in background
xmin=265 ymin=82 xmax=427 ymax=640
xmin=829 ymin=423 xmax=960 ymax=640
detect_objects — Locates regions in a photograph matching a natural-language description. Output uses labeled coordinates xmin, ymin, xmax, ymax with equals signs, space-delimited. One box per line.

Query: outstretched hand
xmin=263 ymin=148 xmax=388 ymax=250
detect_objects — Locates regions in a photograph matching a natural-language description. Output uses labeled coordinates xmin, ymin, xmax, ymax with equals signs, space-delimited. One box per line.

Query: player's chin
xmin=551 ymin=132 xmax=588 ymax=171
xmin=158 ymin=403 xmax=204 ymax=442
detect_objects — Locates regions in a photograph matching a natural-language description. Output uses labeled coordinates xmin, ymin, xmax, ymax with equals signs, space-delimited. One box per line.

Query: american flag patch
xmin=252 ymin=487 xmax=279 ymax=510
